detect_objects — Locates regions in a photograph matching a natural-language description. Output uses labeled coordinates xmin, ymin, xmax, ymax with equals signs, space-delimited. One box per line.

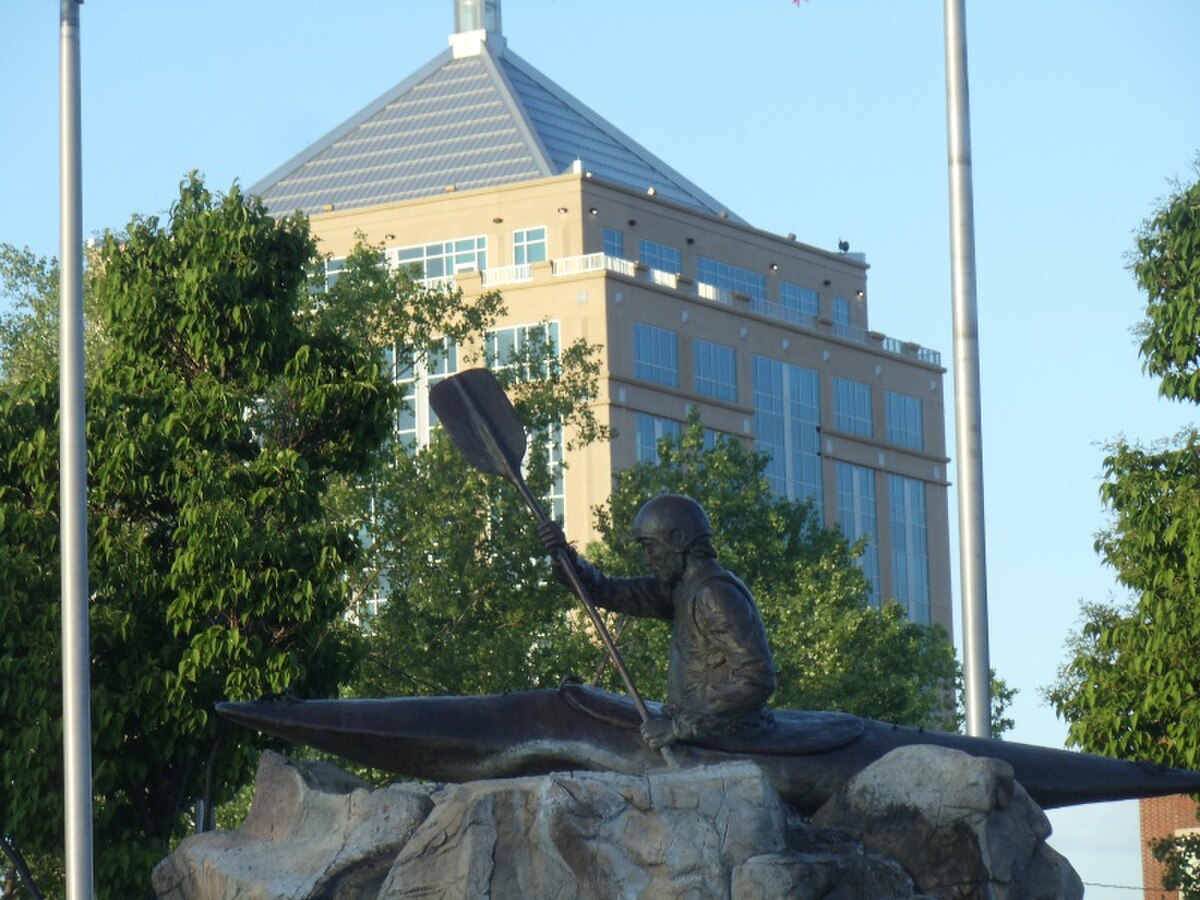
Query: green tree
xmin=584 ymin=412 xmax=960 ymax=728
xmin=0 ymin=175 xmax=395 ymax=897
xmin=1047 ymin=165 xmax=1200 ymax=894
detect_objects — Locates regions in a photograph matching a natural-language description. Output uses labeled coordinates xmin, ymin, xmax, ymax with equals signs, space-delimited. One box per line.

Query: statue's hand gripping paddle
xmin=430 ymin=368 xmax=678 ymax=768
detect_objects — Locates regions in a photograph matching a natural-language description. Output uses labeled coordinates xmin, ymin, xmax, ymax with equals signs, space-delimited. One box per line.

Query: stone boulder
xmin=153 ymin=751 xmax=435 ymax=899
xmin=155 ymin=747 xmax=1080 ymax=899
xmin=384 ymin=760 xmax=789 ymax=898
xmin=813 ymin=745 xmax=1083 ymax=900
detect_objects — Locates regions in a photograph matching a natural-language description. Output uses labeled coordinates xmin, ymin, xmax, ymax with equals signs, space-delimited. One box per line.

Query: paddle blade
xmin=429 ymin=368 xmax=527 ymax=479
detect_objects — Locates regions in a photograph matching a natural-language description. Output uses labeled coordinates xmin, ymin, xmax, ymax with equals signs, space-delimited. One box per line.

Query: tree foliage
xmin=1046 ymin=164 xmax=1200 ymax=894
xmin=586 ymin=412 xmax=960 ymax=728
xmin=0 ymin=175 xmax=394 ymax=897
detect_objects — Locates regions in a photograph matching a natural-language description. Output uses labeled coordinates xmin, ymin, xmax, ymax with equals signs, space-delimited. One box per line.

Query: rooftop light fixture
xmin=589 ymin=208 xmax=598 ymax=215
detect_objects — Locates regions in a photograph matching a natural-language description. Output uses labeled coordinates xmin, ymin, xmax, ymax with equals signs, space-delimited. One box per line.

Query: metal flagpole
xmin=59 ymin=0 xmax=95 ymax=895
xmin=943 ymin=0 xmax=991 ymax=739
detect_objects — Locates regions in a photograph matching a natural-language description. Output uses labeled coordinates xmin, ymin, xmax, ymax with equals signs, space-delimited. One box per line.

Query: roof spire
xmin=451 ymin=0 xmax=504 ymax=56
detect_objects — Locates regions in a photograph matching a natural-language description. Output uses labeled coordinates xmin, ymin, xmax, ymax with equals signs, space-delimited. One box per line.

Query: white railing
xmin=753 ymin=299 xmax=817 ymax=329
xmin=647 ymin=268 xmax=679 ymax=290
xmin=551 ymin=252 xmax=637 ymax=278
xmin=416 ymin=275 xmax=457 ymax=291
xmin=697 ymin=282 xmax=733 ymax=305
xmin=879 ymin=335 xmax=942 ymax=366
xmin=481 ymin=264 xmax=533 ymax=287
xmin=832 ymin=321 xmax=868 ymax=345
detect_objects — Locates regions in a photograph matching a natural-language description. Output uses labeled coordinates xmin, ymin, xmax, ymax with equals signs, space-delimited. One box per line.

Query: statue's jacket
xmin=571 ymin=555 xmax=777 ymax=739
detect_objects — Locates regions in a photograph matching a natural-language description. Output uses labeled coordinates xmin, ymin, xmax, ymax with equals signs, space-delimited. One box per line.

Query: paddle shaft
xmin=444 ymin=376 xmax=678 ymax=768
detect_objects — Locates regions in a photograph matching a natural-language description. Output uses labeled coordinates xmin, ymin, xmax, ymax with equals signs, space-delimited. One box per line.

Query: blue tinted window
xmin=632 ymin=323 xmax=679 ymax=387
xmin=694 ymin=338 xmax=737 ymax=403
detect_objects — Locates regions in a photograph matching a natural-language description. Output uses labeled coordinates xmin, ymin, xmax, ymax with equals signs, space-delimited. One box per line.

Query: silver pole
xmin=943 ymin=0 xmax=991 ymax=738
xmin=59 ymin=0 xmax=94 ymax=896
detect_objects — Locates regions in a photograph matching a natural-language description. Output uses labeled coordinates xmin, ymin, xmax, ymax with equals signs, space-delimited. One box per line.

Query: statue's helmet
xmin=632 ymin=494 xmax=711 ymax=554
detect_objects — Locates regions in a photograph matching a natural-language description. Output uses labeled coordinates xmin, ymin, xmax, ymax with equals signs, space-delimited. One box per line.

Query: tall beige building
xmin=251 ymin=0 xmax=952 ymax=632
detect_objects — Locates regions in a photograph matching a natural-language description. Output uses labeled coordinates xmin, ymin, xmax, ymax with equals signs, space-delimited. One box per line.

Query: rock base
xmin=155 ymin=746 xmax=1080 ymax=899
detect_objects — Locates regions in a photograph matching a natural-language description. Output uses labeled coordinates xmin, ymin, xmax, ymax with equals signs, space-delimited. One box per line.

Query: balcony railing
xmin=696 ymin=282 xmax=734 ymax=305
xmin=833 ymin=321 xmax=868 ymax=344
xmin=481 ymin=264 xmax=533 ymax=287
xmin=646 ymin=268 xmax=679 ymax=290
xmin=551 ymin=252 xmax=637 ymax=278
xmin=753 ymin=298 xmax=817 ymax=329
xmin=416 ymin=275 xmax=457 ymax=291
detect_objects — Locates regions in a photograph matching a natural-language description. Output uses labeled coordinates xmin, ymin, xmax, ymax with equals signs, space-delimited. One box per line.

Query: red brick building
xmin=1141 ymin=795 xmax=1200 ymax=899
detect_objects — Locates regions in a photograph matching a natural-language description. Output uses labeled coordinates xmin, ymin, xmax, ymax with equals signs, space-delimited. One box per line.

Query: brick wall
xmin=1141 ymin=795 xmax=1200 ymax=899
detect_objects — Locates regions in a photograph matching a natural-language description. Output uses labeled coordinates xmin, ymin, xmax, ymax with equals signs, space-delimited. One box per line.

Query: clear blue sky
xmin=4 ymin=2 xmax=1199 ymax=894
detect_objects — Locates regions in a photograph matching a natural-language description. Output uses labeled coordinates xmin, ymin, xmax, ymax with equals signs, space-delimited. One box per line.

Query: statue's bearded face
xmin=638 ymin=537 xmax=684 ymax=585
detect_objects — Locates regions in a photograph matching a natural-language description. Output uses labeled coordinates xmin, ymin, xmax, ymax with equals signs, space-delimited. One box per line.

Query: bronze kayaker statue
xmin=539 ymin=494 xmax=777 ymax=751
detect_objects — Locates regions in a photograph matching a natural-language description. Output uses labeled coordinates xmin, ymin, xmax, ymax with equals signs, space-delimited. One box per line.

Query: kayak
xmin=217 ymin=683 xmax=1200 ymax=813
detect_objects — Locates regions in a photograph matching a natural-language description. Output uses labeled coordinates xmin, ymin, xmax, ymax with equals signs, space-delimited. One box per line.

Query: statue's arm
xmin=538 ymin=521 xmax=672 ymax=620
xmin=572 ymin=557 xmax=674 ymax=621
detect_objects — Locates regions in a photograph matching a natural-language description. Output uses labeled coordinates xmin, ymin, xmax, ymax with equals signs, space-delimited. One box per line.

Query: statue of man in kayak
xmin=539 ymin=494 xmax=777 ymax=751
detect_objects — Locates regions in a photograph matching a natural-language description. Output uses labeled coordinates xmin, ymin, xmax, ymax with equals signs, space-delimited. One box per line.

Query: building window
xmin=603 ymin=227 xmax=625 ymax=259
xmin=513 ymin=227 xmax=547 ymax=265
xmin=638 ymin=238 xmax=682 ymax=274
xmin=394 ymin=236 xmax=488 ymax=280
xmin=694 ymin=338 xmax=738 ymax=403
xmin=633 ymin=323 xmax=679 ymax=388
xmin=837 ymin=462 xmax=879 ymax=602
xmin=394 ymin=339 xmax=459 ymax=449
xmin=486 ymin=322 xmax=560 ymax=379
xmin=635 ymin=413 xmax=682 ymax=462
xmin=487 ymin=321 xmax=564 ymax=520
xmin=778 ymin=282 xmax=819 ymax=324
xmin=889 ymin=474 xmax=930 ymax=624
xmin=834 ymin=377 xmax=873 ymax=437
xmin=753 ymin=356 xmax=822 ymax=513
xmin=697 ymin=257 xmax=767 ymax=304
xmin=832 ymin=296 xmax=852 ymax=337
xmin=542 ymin=423 xmax=566 ymax=522
xmin=886 ymin=391 xmax=924 ymax=450
xmin=311 ymin=255 xmax=347 ymax=293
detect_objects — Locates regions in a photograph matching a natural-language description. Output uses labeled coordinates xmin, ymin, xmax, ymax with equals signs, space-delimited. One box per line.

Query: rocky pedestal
xmin=154 ymin=746 xmax=1081 ymax=900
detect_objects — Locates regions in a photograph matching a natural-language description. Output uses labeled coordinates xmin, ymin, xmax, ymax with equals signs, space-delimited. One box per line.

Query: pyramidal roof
xmin=250 ymin=17 xmax=737 ymax=221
